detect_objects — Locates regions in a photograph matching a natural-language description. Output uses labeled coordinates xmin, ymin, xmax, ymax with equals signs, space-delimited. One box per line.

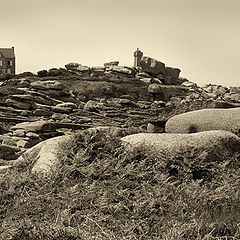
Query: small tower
xmin=134 ymin=48 xmax=143 ymax=68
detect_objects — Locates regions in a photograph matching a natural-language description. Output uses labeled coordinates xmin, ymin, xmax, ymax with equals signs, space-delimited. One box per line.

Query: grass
xmin=0 ymin=130 xmax=240 ymax=239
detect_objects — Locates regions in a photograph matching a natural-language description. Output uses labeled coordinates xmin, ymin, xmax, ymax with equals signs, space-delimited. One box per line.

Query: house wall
xmin=0 ymin=54 xmax=15 ymax=74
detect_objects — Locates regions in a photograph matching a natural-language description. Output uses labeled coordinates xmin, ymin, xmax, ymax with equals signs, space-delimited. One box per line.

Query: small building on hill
xmin=0 ymin=47 xmax=16 ymax=74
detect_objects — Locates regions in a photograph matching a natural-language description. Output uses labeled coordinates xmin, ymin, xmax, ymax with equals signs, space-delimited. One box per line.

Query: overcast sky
xmin=1 ymin=0 xmax=239 ymax=86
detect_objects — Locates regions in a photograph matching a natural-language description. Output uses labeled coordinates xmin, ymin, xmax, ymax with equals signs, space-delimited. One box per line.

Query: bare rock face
xmin=148 ymin=84 xmax=189 ymax=101
xmin=139 ymin=56 xmax=166 ymax=75
xmin=121 ymin=131 xmax=240 ymax=161
xmin=14 ymin=135 xmax=72 ymax=176
xmin=165 ymin=108 xmax=240 ymax=135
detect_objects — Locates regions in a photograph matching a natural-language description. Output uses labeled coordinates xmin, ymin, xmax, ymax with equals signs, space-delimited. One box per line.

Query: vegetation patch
xmin=0 ymin=130 xmax=240 ymax=239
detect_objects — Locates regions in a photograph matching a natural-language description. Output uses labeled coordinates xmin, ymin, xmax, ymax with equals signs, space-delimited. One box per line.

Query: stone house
xmin=0 ymin=47 xmax=16 ymax=74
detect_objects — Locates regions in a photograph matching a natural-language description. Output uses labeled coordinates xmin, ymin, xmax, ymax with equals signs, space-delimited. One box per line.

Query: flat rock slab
xmin=14 ymin=135 xmax=72 ymax=176
xmin=165 ymin=108 xmax=240 ymax=135
xmin=11 ymin=120 xmax=56 ymax=133
xmin=121 ymin=131 xmax=240 ymax=161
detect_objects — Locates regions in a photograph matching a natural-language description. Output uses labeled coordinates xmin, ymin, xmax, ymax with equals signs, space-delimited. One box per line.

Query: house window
xmin=7 ymin=69 xmax=11 ymax=74
xmin=7 ymin=60 xmax=13 ymax=66
xmin=0 ymin=60 xmax=2 ymax=66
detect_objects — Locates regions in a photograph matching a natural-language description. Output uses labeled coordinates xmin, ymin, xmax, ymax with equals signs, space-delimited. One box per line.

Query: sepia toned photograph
xmin=0 ymin=0 xmax=239 ymax=239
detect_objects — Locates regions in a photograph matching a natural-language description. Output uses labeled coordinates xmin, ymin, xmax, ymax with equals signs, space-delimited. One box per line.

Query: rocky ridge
xmin=0 ymin=55 xmax=239 ymax=175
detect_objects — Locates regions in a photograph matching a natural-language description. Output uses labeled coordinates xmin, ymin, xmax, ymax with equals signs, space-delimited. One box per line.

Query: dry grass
xmin=0 ymin=130 xmax=239 ymax=239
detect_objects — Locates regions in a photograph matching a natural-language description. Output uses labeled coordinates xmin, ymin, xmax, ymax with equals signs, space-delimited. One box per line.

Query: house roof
xmin=0 ymin=48 xmax=15 ymax=58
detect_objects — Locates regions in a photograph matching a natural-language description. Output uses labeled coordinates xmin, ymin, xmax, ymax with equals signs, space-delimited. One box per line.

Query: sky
xmin=1 ymin=0 xmax=240 ymax=87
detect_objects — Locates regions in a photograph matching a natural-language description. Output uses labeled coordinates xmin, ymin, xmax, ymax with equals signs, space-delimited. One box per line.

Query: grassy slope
xmin=0 ymin=130 xmax=239 ymax=240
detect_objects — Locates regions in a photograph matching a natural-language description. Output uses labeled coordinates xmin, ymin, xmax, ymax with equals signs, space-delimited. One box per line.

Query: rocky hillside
xmin=0 ymin=56 xmax=239 ymax=239
xmin=0 ymin=56 xmax=239 ymax=163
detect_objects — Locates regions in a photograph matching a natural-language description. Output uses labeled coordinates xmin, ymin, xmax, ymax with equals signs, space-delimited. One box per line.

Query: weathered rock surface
xmin=165 ymin=67 xmax=181 ymax=79
xmin=14 ymin=135 xmax=72 ymax=176
xmin=165 ymin=108 xmax=240 ymax=135
xmin=139 ymin=56 xmax=166 ymax=75
xmin=31 ymin=80 xmax=64 ymax=90
xmin=121 ymin=131 xmax=240 ymax=161
xmin=11 ymin=120 xmax=56 ymax=133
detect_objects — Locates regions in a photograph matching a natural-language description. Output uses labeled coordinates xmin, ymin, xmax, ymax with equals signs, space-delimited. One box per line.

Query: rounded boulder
xmin=121 ymin=131 xmax=240 ymax=161
xmin=165 ymin=108 xmax=240 ymax=135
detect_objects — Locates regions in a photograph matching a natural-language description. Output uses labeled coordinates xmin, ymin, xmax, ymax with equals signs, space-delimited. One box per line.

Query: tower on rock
xmin=133 ymin=48 xmax=143 ymax=68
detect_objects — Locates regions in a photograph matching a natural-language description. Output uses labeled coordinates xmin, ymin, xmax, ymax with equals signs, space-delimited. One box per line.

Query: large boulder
xmin=165 ymin=108 xmax=240 ymax=135
xmin=121 ymin=131 xmax=240 ymax=161
xmin=11 ymin=120 xmax=56 ymax=133
xmin=148 ymin=84 xmax=189 ymax=101
xmin=14 ymin=135 xmax=72 ymax=176
xmin=139 ymin=56 xmax=166 ymax=75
